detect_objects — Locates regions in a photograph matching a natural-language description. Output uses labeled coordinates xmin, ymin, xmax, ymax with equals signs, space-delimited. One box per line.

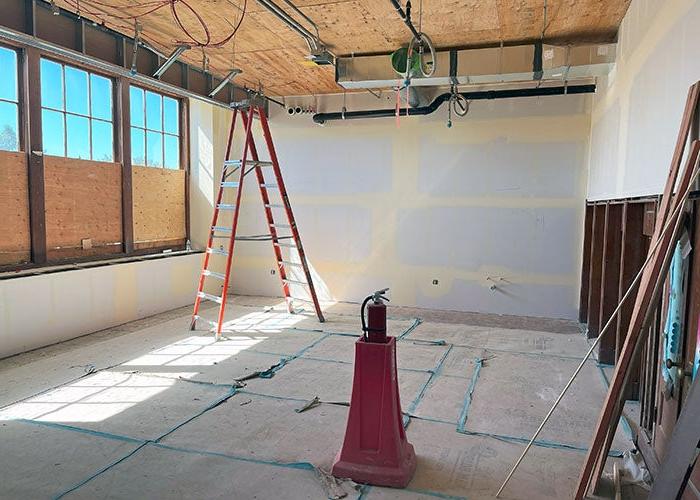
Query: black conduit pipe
xmin=312 ymin=84 xmax=596 ymax=124
xmin=388 ymin=0 xmax=422 ymax=41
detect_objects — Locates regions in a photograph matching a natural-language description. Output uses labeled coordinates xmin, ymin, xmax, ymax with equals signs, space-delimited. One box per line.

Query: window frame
xmin=0 ymin=43 xmax=22 ymax=153
xmin=129 ymin=85 xmax=182 ymax=170
xmin=0 ymin=38 xmax=191 ymax=274
xmin=39 ymin=56 xmax=116 ymax=162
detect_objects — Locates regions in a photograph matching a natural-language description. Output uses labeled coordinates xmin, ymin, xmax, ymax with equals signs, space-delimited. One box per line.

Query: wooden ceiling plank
xmin=51 ymin=0 xmax=631 ymax=96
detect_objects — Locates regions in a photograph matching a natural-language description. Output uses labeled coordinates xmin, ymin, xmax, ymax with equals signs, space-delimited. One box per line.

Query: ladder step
xmin=202 ymin=270 xmax=226 ymax=280
xmin=225 ymin=159 xmax=273 ymax=167
xmin=260 ymin=183 xmax=278 ymax=188
xmin=221 ymin=182 xmax=240 ymax=188
xmin=274 ymin=242 xmax=297 ymax=248
xmin=270 ymin=223 xmax=291 ymax=229
xmin=211 ymin=226 xmax=232 ymax=234
xmin=283 ymin=278 xmax=308 ymax=286
xmin=217 ymin=204 xmax=236 ymax=211
xmin=193 ymin=315 xmax=219 ymax=328
xmin=265 ymin=203 xmax=284 ymax=209
xmin=279 ymin=260 xmax=302 ymax=267
xmin=290 ymin=296 xmax=313 ymax=303
xmin=206 ymin=247 xmax=229 ymax=256
xmin=197 ymin=292 xmax=223 ymax=304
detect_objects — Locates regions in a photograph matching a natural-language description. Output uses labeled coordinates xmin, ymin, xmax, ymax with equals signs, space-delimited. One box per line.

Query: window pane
xmin=0 ymin=101 xmax=19 ymax=152
xmin=130 ymin=87 xmax=145 ymax=128
xmin=41 ymin=59 xmax=64 ymax=110
xmin=163 ymin=97 xmax=179 ymax=135
xmin=146 ymin=130 xmax=163 ymax=167
xmin=90 ymin=74 xmax=112 ymax=121
xmin=66 ymin=114 xmax=90 ymax=159
xmin=164 ymin=134 xmax=179 ymax=169
xmin=131 ymin=127 xmax=145 ymax=165
xmin=65 ymin=66 xmax=89 ymax=116
xmin=42 ymin=109 xmax=65 ymax=156
xmin=92 ymin=119 xmax=113 ymax=162
xmin=145 ymin=91 xmax=162 ymax=131
xmin=0 ymin=47 xmax=18 ymax=102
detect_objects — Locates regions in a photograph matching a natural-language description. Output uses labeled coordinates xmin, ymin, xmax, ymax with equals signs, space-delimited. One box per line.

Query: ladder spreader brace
xmin=190 ymin=105 xmax=325 ymax=338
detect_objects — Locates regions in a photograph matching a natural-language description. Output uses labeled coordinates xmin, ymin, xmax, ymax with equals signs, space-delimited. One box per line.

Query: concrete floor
xmin=0 ymin=296 xmax=637 ymax=499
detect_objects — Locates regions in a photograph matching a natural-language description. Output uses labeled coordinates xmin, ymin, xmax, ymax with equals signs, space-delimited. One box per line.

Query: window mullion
xmin=88 ymin=71 xmax=92 ymax=160
xmin=62 ymin=64 xmax=67 ymax=157
xmin=161 ymin=95 xmax=165 ymax=169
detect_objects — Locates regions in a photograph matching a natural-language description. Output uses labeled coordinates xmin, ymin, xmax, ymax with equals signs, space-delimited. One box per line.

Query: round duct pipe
xmin=312 ymin=84 xmax=596 ymax=124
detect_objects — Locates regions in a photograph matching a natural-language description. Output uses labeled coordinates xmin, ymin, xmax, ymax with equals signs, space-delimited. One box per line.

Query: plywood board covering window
xmin=132 ymin=166 xmax=186 ymax=250
xmin=44 ymin=156 xmax=123 ymax=261
xmin=0 ymin=151 xmax=30 ymax=265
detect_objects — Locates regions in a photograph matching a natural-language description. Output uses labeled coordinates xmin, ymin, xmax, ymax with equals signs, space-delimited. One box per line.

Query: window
xmin=0 ymin=46 xmax=19 ymax=152
xmin=130 ymin=87 xmax=180 ymax=169
xmin=40 ymin=59 xmax=114 ymax=161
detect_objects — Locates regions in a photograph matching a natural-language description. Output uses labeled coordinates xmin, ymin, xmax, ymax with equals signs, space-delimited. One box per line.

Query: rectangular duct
xmin=336 ymin=43 xmax=616 ymax=90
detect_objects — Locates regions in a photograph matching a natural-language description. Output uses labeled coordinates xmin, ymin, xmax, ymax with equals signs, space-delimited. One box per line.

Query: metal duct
xmin=336 ymin=43 xmax=615 ymax=90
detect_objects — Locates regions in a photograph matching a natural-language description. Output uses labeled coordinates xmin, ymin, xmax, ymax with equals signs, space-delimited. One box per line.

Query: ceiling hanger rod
xmin=388 ymin=0 xmax=422 ymax=41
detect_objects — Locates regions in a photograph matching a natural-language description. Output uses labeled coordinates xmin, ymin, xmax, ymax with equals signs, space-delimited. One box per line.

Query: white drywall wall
xmin=218 ymin=93 xmax=591 ymax=319
xmin=0 ymin=254 xmax=202 ymax=358
xmin=587 ymin=0 xmax=700 ymax=200
xmin=0 ymin=100 xmax=228 ymax=359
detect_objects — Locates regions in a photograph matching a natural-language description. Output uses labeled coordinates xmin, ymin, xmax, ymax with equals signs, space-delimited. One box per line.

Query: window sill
xmin=0 ymin=249 xmax=202 ymax=281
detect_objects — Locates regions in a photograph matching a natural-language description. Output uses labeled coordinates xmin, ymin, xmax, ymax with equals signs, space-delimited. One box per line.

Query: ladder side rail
xmin=239 ymin=110 xmax=293 ymax=312
xmin=191 ymin=109 xmax=239 ymax=329
xmin=215 ymin=108 xmax=256 ymax=337
xmin=255 ymin=107 xmax=325 ymax=322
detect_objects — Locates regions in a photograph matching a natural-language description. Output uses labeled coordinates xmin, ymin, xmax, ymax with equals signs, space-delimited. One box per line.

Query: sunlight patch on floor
xmin=0 ymin=371 xmax=195 ymax=423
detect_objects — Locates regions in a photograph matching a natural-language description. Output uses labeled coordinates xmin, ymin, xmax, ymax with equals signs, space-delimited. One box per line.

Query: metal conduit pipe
xmin=388 ymin=0 xmax=422 ymax=42
xmin=0 ymin=25 xmax=262 ymax=111
xmin=281 ymin=0 xmax=320 ymax=41
xmin=256 ymin=0 xmax=319 ymax=50
xmin=312 ymin=84 xmax=596 ymax=124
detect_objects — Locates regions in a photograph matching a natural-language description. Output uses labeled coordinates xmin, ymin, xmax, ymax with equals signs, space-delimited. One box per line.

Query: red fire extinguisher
xmin=361 ymin=288 xmax=389 ymax=343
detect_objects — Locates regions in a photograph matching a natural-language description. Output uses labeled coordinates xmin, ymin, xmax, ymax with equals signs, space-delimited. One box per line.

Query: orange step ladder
xmin=190 ymin=105 xmax=325 ymax=338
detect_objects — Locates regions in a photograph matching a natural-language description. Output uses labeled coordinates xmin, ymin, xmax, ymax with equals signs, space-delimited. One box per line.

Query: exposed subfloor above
xmin=0 ymin=295 xmax=640 ymax=499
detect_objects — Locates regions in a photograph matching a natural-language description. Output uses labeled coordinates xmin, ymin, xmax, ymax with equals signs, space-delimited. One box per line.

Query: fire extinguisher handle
xmin=373 ymin=288 xmax=390 ymax=303
xmin=361 ymin=288 xmax=390 ymax=340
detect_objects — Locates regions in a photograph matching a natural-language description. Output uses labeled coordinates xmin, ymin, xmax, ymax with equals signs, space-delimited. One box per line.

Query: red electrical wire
xmin=60 ymin=0 xmax=247 ymax=53
xmin=170 ymin=0 xmax=211 ymax=46
xmin=171 ymin=0 xmax=247 ymax=48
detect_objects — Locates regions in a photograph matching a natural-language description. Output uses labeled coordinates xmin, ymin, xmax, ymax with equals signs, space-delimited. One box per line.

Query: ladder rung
xmin=260 ymin=183 xmax=278 ymax=188
xmin=279 ymin=260 xmax=302 ymax=267
xmin=206 ymin=247 xmax=229 ymax=256
xmin=274 ymin=242 xmax=297 ymax=248
xmin=270 ymin=223 xmax=291 ymax=229
xmin=221 ymin=182 xmax=240 ymax=188
xmin=193 ymin=315 xmax=219 ymax=328
xmin=265 ymin=204 xmax=284 ymax=209
xmin=283 ymin=278 xmax=308 ymax=286
xmin=217 ymin=204 xmax=236 ymax=211
xmin=225 ymin=160 xmax=273 ymax=167
xmin=202 ymin=270 xmax=226 ymax=280
xmin=211 ymin=226 xmax=232 ymax=234
xmin=198 ymin=292 xmax=223 ymax=304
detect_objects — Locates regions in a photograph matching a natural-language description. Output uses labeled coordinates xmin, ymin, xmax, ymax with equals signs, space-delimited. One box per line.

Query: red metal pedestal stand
xmin=331 ymin=336 xmax=417 ymax=487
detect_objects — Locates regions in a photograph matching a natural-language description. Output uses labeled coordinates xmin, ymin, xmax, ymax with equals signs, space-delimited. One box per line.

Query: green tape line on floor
xmin=457 ymin=357 xmax=484 ymax=432
xmin=403 ymin=345 xmax=453 ymax=429
xmin=398 ymin=318 xmax=423 ymax=339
